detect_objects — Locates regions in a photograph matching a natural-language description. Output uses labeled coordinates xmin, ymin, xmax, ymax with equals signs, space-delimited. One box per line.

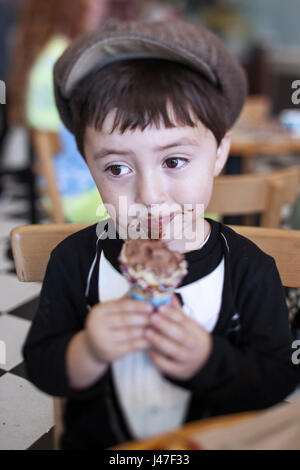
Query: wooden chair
xmin=10 ymin=223 xmax=300 ymax=449
xmin=31 ymin=130 xmax=66 ymax=223
xmin=207 ymin=166 xmax=300 ymax=227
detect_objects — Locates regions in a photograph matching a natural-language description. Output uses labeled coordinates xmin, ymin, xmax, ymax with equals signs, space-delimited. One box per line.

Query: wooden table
xmin=112 ymin=410 xmax=260 ymax=450
xmin=112 ymin=398 xmax=300 ymax=450
xmin=229 ymin=95 xmax=300 ymax=172
xmin=231 ymin=125 xmax=300 ymax=172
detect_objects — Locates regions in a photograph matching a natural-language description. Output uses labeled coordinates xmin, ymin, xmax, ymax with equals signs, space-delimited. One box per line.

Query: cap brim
xmin=64 ymin=36 xmax=217 ymax=97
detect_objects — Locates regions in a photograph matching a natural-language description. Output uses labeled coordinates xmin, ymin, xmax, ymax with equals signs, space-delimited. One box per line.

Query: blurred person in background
xmin=109 ymin=0 xmax=184 ymax=23
xmin=136 ymin=0 xmax=183 ymax=21
xmin=8 ymin=0 xmax=110 ymax=223
xmin=0 ymin=0 xmax=17 ymax=192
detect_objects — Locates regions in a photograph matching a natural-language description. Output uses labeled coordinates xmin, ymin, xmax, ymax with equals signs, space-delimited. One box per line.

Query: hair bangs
xmin=93 ymin=98 xmax=198 ymax=136
xmin=70 ymin=58 xmax=229 ymax=157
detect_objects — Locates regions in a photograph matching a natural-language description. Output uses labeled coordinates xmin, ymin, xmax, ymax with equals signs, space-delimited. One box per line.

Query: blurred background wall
xmin=239 ymin=0 xmax=300 ymax=47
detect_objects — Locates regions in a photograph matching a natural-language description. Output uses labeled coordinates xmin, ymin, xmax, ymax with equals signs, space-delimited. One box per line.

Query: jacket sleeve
xmin=22 ymin=245 xmax=110 ymax=400
xmin=168 ymin=256 xmax=300 ymax=415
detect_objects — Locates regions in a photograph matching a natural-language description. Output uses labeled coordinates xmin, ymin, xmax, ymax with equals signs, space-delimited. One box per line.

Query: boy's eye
xmin=106 ymin=165 xmax=130 ymax=176
xmin=164 ymin=157 xmax=187 ymax=169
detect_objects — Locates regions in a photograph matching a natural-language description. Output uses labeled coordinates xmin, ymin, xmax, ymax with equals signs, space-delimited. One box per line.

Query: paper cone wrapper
xmin=130 ymin=290 xmax=172 ymax=308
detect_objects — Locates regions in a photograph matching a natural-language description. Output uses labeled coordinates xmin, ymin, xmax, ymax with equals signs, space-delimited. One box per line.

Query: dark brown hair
xmin=69 ymin=58 xmax=230 ymax=157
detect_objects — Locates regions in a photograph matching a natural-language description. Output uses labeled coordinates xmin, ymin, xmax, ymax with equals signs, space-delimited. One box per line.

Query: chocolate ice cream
xmin=119 ymin=239 xmax=188 ymax=304
xmin=122 ymin=239 xmax=185 ymax=278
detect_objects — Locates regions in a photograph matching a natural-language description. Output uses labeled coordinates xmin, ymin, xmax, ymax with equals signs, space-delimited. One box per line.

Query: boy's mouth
xmin=146 ymin=213 xmax=176 ymax=228
xmin=142 ymin=212 xmax=180 ymax=238
xmin=127 ymin=213 xmax=176 ymax=239
xmin=127 ymin=208 xmax=195 ymax=239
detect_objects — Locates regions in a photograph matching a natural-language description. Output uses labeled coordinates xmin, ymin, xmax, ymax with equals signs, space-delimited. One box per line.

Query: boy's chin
xmin=164 ymin=235 xmax=205 ymax=254
xmin=127 ymin=221 xmax=179 ymax=241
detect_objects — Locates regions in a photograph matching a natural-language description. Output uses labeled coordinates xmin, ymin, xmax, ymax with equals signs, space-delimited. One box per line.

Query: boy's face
xmin=84 ymin=110 xmax=231 ymax=252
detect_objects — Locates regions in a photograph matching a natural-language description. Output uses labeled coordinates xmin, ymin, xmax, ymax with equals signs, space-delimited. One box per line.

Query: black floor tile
xmin=8 ymin=209 xmax=47 ymax=222
xmin=8 ymin=296 xmax=40 ymax=321
xmin=9 ymin=192 xmax=28 ymax=201
xmin=3 ymin=267 xmax=16 ymax=275
xmin=9 ymin=361 xmax=28 ymax=380
xmin=28 ymin=427 xmax=55 ymax=450
xmin=0 ymin=368 xmax=7 ymax=378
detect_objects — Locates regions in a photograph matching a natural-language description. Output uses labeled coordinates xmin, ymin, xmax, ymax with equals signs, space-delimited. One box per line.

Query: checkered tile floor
xmin=0 ymin=174 xmax=55 ymax=450
xmin=0 ymin=154 xmax=300 ymax=450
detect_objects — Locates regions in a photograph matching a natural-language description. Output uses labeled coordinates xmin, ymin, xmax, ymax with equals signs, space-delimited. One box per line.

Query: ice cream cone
xmin=119 ymin=239 xmax=188 ymax=308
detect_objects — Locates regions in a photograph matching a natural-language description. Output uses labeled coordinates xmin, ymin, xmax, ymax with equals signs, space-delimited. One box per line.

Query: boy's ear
xmin=214 ymin=131 xmax=232 ymax=176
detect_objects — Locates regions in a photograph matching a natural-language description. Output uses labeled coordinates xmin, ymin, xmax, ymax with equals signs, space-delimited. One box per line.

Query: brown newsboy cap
xmin=54 ymin=19 xmax=248 ymax=133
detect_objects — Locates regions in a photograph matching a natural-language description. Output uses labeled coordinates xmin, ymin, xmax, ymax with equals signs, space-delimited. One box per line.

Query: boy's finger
xmin=149 ymin=350 xmax=184 ymax=377
xmin=159 ymin=307 xmax=207 ymax=338
xmin=107 ymin=312 xmax=151 ymax=328
xmin=149 ymin=313 xmax=187 ymax=345
xmin=171 ymin=294 xmax=182 ymax=309
xmin=111 ymin=326 xmax=147 ymax=343
xmin=120 ymin=292 xmax=130 ymax=299
xmin=144 ymin=327 xmax=188 ymax=362
xmin=116 ymin=338 xmax=150 ymax=357
xmin=100 ymin=298 xmax=153 ymax=314
xmin=115 ymin=298 xmax=153 ymax=312
xmin=157 ymin=304 xmax=185 ymax=324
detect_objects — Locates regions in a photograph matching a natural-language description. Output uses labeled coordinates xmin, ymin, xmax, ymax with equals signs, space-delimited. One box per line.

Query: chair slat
xmin=207 ymin=166 xmax=300 ymax=226
xmin=10 ymin=224 xmax=90 ymax=282
xmin=32 ymin=130 xmax=66 ymax=224
xmin=231 ymin=225 xmax=300 ymax=287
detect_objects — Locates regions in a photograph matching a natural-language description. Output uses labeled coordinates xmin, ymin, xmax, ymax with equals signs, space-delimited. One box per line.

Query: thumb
xmin=171 ymin=293 xmax=182 ymax=309
xmin=120 ymin=290 xmax=131 ymax=300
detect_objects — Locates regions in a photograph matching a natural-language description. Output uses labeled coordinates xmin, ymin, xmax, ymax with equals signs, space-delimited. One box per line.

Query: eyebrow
xmin=93 ymin=138 xmax=199 ymax=160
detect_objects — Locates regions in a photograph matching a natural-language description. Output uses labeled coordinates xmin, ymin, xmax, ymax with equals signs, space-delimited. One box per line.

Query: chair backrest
xmin=10 ymin=223 xmax=300 ymax=288
xmin=207 ymin=166 xmax=300 ymax=227
xmin=10 ymin=223 xmax=90 ymax=282
xmin=31 ymin=130 xmax=66 ymax=224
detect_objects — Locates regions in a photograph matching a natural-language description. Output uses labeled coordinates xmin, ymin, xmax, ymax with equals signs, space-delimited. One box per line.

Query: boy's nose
xmin=135 ymin=173 xmax=166 ymax=207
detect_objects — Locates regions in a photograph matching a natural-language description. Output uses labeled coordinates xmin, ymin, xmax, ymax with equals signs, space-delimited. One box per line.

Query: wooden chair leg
xmin=53 ymin=397 xmax=67 ymax=450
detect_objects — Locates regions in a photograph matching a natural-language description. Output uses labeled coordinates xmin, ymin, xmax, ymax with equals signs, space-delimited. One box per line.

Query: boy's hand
xmin=85 ymin=297 xmax=153 ymax=364
xmin=144 ymin=295 xmax=212 ymax=380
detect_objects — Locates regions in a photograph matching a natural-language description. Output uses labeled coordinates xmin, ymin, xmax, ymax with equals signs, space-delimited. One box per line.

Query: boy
xmin=23 ymin=20 xmax=299 ymax=450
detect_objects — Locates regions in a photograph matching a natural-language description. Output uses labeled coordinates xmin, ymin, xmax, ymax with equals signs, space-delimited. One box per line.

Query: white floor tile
xmin=0 ymin=314 xmax=31 ymax=371
xmin=0 ymin=197 xmax=28 ymax=219
xmin=0 ymin=220 xmax=28 ymax=242
xmin=285 ymin=385 xmax=300 ymax=403
xmin=0 ymin=373 xmax=54 ymax=450
xmin=0 ymin=274 xmax=41 ymax=312
xmin=1 ymin=127 xmax=29 ymax=171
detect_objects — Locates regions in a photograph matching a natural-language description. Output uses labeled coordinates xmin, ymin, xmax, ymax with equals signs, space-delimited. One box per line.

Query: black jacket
xmin=22 ymin=220 xmax=300 ymax=449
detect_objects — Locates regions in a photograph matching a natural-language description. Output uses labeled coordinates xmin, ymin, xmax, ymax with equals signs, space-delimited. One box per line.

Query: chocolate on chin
xmin=119 ymin=239 xmax=188 ymax=307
